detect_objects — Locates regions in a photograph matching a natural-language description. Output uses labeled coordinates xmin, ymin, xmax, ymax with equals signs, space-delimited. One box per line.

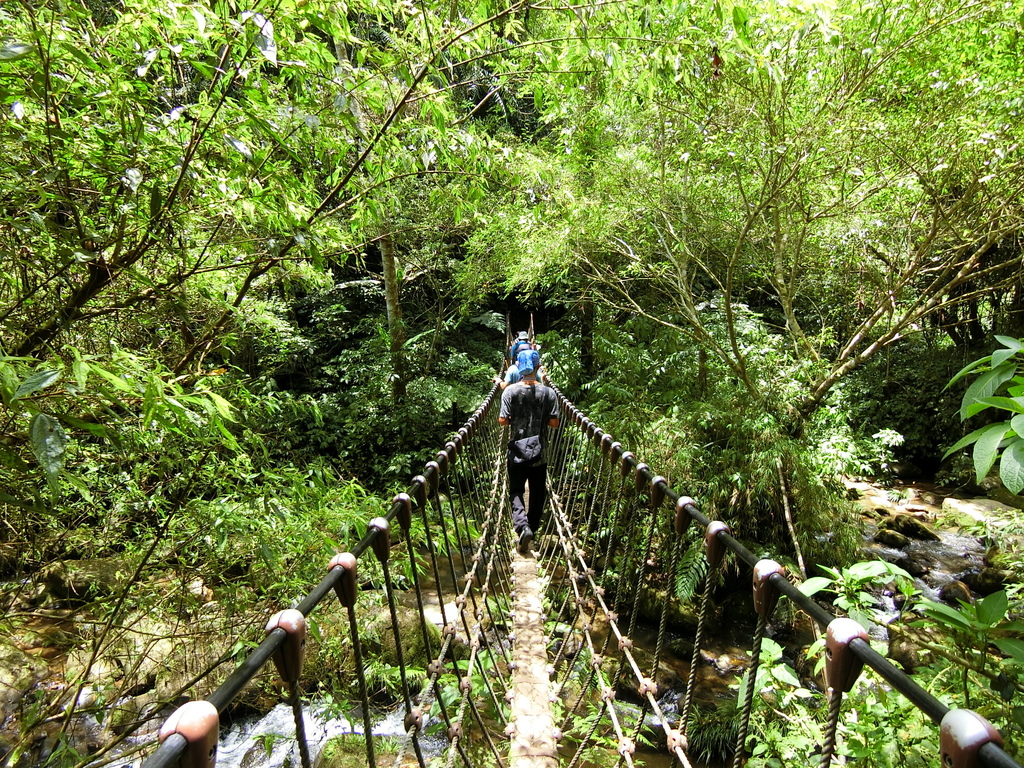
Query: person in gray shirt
xmin=498 ymin=350 xmax=560 ymax=554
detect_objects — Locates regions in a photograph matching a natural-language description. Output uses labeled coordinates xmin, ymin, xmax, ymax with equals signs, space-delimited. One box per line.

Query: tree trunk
xmin=381 ymin=233 xmax=407 ymax=401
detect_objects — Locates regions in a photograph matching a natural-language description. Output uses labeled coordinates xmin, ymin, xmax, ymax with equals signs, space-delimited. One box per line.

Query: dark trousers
xmin=508 ymin=461 xmax=547 ymax=534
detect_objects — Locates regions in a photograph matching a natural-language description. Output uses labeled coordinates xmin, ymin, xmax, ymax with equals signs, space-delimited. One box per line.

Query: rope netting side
xmin=140 ymin=385 xmax=515 ymax=768
xmin=542 ymin=383 xmax=1021 ymax=768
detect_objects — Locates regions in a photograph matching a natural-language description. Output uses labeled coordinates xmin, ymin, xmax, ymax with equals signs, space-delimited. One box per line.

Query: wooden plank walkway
xmin=509 ymin=550 xmax=559 ymax=768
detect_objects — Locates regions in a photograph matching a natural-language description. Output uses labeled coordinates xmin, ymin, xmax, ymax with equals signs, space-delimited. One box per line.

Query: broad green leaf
xmin=29 ymin=413 xmax=67 ymax=480
xmin=771 ymin=665 xmax=801 ymax=687
xmin=977 ymin=590 xmax=1008 ymax=627
xmin=918 ymin=600 xmax=973 ymax=630
xmin=972 ymin=422 xmax=1011 ymax=482
xmin=945 ymin=355 xmax=991 ymax=389
xmin=243 ymin=12 xmax=278 ymax=66
xmin=72 ymin=354 xmax=89 ymax=390
xmin=732 ymin=6 xmax=751 ymax=45
xmin=994 ymin=638 xmax=1024 ymax=664
xmin=943 ymin=424 xmax=996 ymax=459
xmin=972 ymin=396 xmax=1024 ymax=415
xmin=992 ymin=336 xmax=1024 ymax=367
xmin=798 ymin=576 xmax=832 ymax=596
xmin=14 ymin=369 xmax=60 ymax=399
xmin=205 ymin=392 xmax=236 ymax=420
xmin=961 ymin=364 xmax=1016 ymax=420
xmin=92 ymin=366 xmax=136 ymax=394
xmin=1000 ymin=440 xmax=1024 ymax=494
xmin=63 ymin=473 xmax=93 ymax=503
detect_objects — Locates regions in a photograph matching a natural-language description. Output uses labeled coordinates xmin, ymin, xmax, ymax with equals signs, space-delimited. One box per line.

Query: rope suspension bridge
xmin=141 ymin=373 xmax=1020 ymax=768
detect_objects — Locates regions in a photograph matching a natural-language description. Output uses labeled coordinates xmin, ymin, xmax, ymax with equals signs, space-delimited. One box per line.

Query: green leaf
xmin=943 ymin=424 xmax=996 ymax=459
xmin=14 ymin=369 xmax=60 ymax=399
xmin=0 ymin=43 xmax=34 ymax=61
xmin=972 ymin=396 xmax=1024 ymax=415
xmin=732 ymin=6 xmax=751 ymax=46
xmin=771 ymin=665 xmax=801 ymax=687
xmin=945 ymin=355 xmax=992 ymax=390
xmin=973 ymin=423 xmax=1011 ymax=482
xmin=29 ymin=412 xmax=67 ymax=481
xmin=919 ymin=600 xmax=973 ymax=630
xmin=994 ymin=638 xmax=1024 ymax=664
xmin=992 ymin=336 xmax=1024 ymax=367
xmin=205 ymin=392 xmax=236 ymax=421
xmin=1000 ymin=440 xmax=1024 ymax=494
xmin=798 ymin=576 xmax=832 ymax=596
xmin=976 ymin=590 xmax=1008 ymax=627
xmin=961 ymin=364 xmax=1016 ymax=420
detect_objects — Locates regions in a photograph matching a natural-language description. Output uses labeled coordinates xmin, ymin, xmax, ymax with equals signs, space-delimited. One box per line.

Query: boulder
xmin=895 ymin=553 xmax=932 ymax=578
xmin=879 ymin=514 xmax=939 ymax=541
xmin=874 ymin=529 xmax=911 ymax=549
xmin=941 ymin=497 xmax=1017 ymax=528
xmin=0 ymin=640 xmax=49 ymax=715
xmin=986 ymin=486 xmax=1024 ymax=511
xmin=40 ymin=557 xmax=134 ymax=602
xmin=961 ymin=568 xmax=1015 ymax=596
xmin=939 ymin=580 xmax=974 ymax=606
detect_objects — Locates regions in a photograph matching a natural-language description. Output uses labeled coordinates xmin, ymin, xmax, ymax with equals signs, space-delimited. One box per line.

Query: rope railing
xmin=140 ymin=385 xmax=514 ymax=768
xmin=539 ymin=382 xmax=1022 ymax=768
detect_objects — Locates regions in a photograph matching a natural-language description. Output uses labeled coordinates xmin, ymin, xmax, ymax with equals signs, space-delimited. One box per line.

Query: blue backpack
xmin=509 ymin=338 xmax=532 ymax=361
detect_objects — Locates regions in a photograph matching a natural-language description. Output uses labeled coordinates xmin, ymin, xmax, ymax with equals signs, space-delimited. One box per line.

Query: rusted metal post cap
xmin=592 ymin=427 xmax=604 ymax=446
xmin=620 ymin=451 xmax=637 ymax=477
xmin=327 ymin=552 xmax=358 ymax=608
xmin=392 ymin=493 xmax=413 ymax=531
xmin=446 ymin=439 xmax=459 ymax=458
xmin=368 ymin=517 xmax=390 ymax=563
xmin=609 ymin=441 xmax=623 ymax=463
xmin=705 ymin=521 xmax=729 ymax=568
xmin=674 ymin=496 xmax=695 ymax=536
xmin=424 ymin=461 xmax=440 ymax=490
xmin=158 ymin=700 xmax=219 ymax=768
xmin=633 ymin=463 xmax=650 ymax=494
xmin=265 ymin=609 xmax=306 ymax=683
xmin=752 ymin=559 xmax=785 ymax=619
xmin=601 ymin=433 xmax=614 ymax=456
xmin=649 ymin=476 xmax=667 ymax=509
xmin=940 ymin=709 xmax=1003 ymax=768
xmin=825 ymin=617 xmax=869 ymax=693
xmin=410 ymin=477 xmax=427 ymax=509
xmin=435 ymin=451 xmax=449 ymax=476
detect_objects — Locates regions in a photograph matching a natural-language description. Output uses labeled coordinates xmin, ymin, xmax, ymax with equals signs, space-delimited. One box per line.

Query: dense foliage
xmin=2 ymin=0 xmax=1024 ymax=764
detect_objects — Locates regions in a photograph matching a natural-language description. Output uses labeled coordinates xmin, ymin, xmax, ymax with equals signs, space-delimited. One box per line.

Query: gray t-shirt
xmin=500 ymin=381 xmax=560 ymax=464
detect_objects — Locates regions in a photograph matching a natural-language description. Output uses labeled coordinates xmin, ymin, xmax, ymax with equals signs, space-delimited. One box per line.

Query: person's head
xmin=517 ymin=331 xmax=529 ymax=341
xmin=516 ymin=348 xmax=540 ymax=377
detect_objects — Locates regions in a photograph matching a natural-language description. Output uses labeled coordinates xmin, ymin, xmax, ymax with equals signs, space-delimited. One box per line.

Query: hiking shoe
xmin=517 ymin=527 xmax=534 ymax=555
